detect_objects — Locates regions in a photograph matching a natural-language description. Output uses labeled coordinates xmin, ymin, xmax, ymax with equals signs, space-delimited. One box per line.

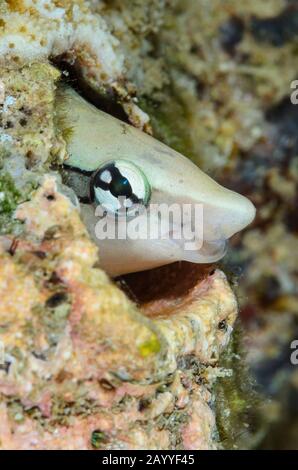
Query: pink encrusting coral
xmin=0 ymin=176 xmax=237 ymax=449
xmin=0 ymin=0 xmax=242 ymax=450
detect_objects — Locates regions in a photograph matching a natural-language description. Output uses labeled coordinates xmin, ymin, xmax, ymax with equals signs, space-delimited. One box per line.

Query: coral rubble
xmin=0 ymin=0 xmax=242 ymax=450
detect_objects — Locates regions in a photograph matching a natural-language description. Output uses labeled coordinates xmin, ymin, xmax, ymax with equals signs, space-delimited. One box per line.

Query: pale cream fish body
xmin=61 ymin=87 xmax=255 ymax=276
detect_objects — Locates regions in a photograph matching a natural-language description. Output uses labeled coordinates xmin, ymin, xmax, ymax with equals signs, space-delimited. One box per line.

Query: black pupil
xmin=110 ymin=175 xmax=131 ymax=197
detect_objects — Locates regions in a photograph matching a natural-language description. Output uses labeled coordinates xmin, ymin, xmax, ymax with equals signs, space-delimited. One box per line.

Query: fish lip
xmin=169 ymin=236 xmax=228 ymax=264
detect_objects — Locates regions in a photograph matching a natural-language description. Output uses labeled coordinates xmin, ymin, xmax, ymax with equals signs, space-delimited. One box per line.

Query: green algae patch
xmin=0 ymin=172 xmax=20 ymax=212
xmin=0 ymin=172 xmax=21 ymax=234
xmin=138 ymin=333 xmax=161 ymax=357
xmin=91 ymin=430 xmax=108 ymax=449
xmin=214 ymin=323 xmax=265 ymax=449
xmin=139 ymin=90 xmax=198 ymax=164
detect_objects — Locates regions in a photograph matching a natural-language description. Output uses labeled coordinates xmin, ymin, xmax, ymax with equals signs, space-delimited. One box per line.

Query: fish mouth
xmin=115 ymin=233 xmax=227 ymax=313
xmin=116 ymin=261 xmax=216 ymax=315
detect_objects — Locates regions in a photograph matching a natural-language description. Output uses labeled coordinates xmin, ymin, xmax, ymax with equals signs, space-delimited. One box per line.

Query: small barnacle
xmin=218 ymin=319 xmax=228 ymax=331
xmin=45 ymin=292 xmax=68 ymax=308
xmin=99 ymin=378 xmax=116 ymax=391
xmin=138 ymin=397 xmax=152 ymax=411
xmin=43 ymin=225 xmax=61 ymax=240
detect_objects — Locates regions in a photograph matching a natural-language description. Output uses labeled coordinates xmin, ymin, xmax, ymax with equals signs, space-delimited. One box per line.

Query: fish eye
xmin=90 ymin=160 xmax=151 ymax=214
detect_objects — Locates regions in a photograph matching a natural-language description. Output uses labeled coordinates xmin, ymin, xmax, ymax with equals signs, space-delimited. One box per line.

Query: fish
xmin=60 ymin=86 xmax=255 ymax=276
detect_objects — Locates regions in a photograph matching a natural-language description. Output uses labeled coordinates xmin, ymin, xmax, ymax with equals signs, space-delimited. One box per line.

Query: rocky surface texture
xmin=0 ymin=174 xmax=237 ymax=449
xmin=0 ymin=1 xmax=240 ymax=450
xmin=1 ymin=0 xmax=296 ymax=450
